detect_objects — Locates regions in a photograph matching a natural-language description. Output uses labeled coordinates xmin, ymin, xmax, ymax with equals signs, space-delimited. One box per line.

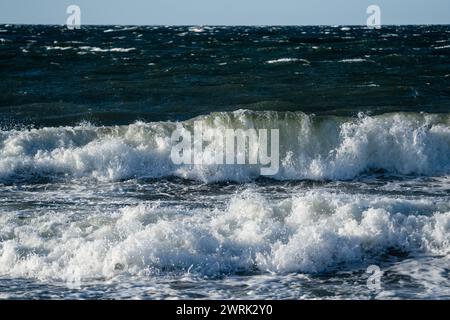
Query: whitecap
xmin=266 ymin=58 xmax=310 ymax=64
xmin=433 ymin=45 xmax=450 ymax=50
xmin=339 ymin=58 xmax=367 ymax=63
xmin=78 ymin=46 xmax=136 ymax=53
xmin=189 ymin=26 xmax=205 ymax=33
xmin=45 ymin=46 xmax=73 ymax=51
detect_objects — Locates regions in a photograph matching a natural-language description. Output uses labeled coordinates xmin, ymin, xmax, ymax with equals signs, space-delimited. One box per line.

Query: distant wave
xmin=339 ymin=58 xmax=368 ymax=63
xmin=433 ymin=45 xmax=450 ymax=50
xmin=0 ymin=110 xmax=449 ymax=183
xmin=266 ymin=58 xmax=310 ymax=64
xmin=45 ymin=45 xmax=136 ymax=53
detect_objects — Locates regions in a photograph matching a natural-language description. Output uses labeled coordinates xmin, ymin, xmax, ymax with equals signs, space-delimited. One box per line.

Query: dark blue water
xmin=1 ymin=25 xmax=450 ymax=127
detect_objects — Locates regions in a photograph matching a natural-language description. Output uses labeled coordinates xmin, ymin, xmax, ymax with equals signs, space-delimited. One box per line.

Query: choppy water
xmin=0 ymin=25 xmax=449 ymax=299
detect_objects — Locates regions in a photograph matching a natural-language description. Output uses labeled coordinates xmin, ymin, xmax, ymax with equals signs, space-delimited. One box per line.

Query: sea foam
xmin=0 ymin=191 xmax=448 ymax=281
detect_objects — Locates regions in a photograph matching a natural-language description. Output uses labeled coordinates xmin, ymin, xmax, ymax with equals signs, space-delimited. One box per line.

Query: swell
xmin=0 ymin=110 xmax=449 ymax=183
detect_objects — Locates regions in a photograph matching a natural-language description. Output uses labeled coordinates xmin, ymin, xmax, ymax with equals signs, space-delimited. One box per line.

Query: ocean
xmin=0 ymin=24 xmax=449 ymax=299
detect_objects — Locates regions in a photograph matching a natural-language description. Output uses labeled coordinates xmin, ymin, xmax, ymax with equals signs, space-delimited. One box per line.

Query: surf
xmin=0 ymin=110 xmax=449 ymax=183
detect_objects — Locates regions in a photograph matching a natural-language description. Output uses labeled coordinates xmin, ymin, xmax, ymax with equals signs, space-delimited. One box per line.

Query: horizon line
xmin=1 ymin=23 xmax=450 ymax=27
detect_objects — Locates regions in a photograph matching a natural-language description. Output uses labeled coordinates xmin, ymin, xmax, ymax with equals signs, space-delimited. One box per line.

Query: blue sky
xmin=1 ymin=0 xmax=449 ymax=25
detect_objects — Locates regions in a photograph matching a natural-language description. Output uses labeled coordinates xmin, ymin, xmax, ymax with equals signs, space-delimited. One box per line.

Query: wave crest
xmin=0 ymin=111 xmax=449 ymax=183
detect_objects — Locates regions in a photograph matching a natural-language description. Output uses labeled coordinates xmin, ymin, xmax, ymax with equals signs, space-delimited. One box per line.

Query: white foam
xmin=45 ymin=46 xmax=73 ymax=51
xmin=0 ymin=191 xmax=448 ymax=282
xmin=339 ymin=58 xmax=367 ymax=63
xmin=266 ymin=58 xmax=310 ymax=64
xmin=379 ymin=256 xmax=450 ymax=299
xmin=189 ymin=27 xmax=205 ymax=33
xmin=433 ymin=45 xmax=450 ymax=50
xmin=0 ymin=112 xmax=449 ymax=183
xmin=78 ymin=46 xmax=136 ymax=53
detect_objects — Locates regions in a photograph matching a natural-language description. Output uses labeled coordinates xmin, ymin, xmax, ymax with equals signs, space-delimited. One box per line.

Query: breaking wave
xmin=0 ymin=110 xmax=449 ymax=183
xmin=0 ymin=191 xmax=448 ymax=281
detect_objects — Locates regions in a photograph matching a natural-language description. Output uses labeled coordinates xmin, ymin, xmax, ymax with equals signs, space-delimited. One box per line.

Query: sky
xmin=0 ymin=0 xmax=449 ymax=26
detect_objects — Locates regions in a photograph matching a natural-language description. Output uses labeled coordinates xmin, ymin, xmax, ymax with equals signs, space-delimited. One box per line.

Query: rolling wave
xmin=0 ymin=110 xmax=449 ymax=183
